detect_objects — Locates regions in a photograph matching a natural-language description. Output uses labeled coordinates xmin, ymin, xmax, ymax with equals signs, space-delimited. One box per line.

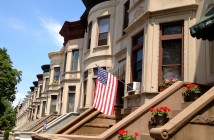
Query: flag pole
xmin=95 ymin=64 xmax=135 ymax=91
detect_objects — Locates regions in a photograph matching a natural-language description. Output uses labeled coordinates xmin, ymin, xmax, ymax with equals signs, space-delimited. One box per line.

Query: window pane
xmin=162 ymin=40 xmax=181 ymax=65
xmin=54 ymin=67 xmax=60 ymax=80
xmin=99 ymin=18 xmax=109 ymax=33
xmin=50 ymin=95 xmax=57 ymax=113
xmin=87 ymin=22 xmax=92 ymax=49
xmin=98 ymin=39 xmax=107 ymax=46
xmin=133 ymin=48 xmax=143 ymax=82
xmin=136 ymin=71 xmax=142 ymax=82
xmin=42 ymin=101 xmax=46 ymax=117
xmin=83 ymin=80 xmax=87 ymax=107
xmin=72 ymin=50 xmax=79 ymax=71
xmin=93 ymin=68 xmax=98 ymax=76
xmin=73 ymin=50 xmax=79 ymax=61
xmin=45 ymin=78 xmax=49 ymax=90
xmin=123 ymin=0 xmax=130 ymax=33
xmin=136 ymin=49 xmax=143 ymax=62
xmin=162 ymin=66 xmax=181 ymax=80
xmin=98 ymin=33 xmax=108 ymax=46
xmin=163 ymin=25 xmax=182 ymax=35
xmin=84 ymin=71 xmax=88 ymax=79
xmin=99 ymin=32 xmax=108 ymax=40
xmin=68 ymin=86 xmax=76 ymax=93
xmin=68 ymin=94 xmax=75 ymax=112
xmin=133 ymin=34 xmax=144 ymax=46
xmin=64 ymin=53 xmax=67 ymax=72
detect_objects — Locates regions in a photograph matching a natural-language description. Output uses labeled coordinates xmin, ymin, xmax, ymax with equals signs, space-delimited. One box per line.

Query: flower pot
xmin=189 ymin=93 xmax=201 ymax=101
xmin=154 ymin=115 xmax=169 ymax=126
xmin=183 ymin=93 xmax=201 ymax=102
xmin=159 ymin=86 xmax=169 ymax=92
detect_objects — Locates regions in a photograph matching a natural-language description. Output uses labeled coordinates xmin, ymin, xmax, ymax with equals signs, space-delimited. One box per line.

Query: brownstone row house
xmin=14 ymin=0 xmax=214 ymax=140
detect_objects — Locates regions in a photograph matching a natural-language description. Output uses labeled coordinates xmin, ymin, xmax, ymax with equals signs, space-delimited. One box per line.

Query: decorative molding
xmin=48 ymin=51 xmax=62 ymax=59
xmin=70 ymin=74 xmax=78 ymax=79
xmin=133 ymin=6 xmax=146 ymax=22
xmin=83 ymin=54 xmax=112 ymax=64
xmin=191 ymin=114 xmax=214 ymax=125
xmin=124 ymin=4 xmax=198 ymax=34
xmin=88 ymin=68 xmax=93 ymax=74
xmin=128 ymin=0 xmax=143 ymax=13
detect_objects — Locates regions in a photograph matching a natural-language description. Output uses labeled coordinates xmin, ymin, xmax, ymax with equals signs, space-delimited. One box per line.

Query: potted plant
xmin=150 ymin=106 xmax=170 ymax=126
xmin=118 ymin=129 xmax=138 ymax=140
xmin=52 ymin=80 xmax=59 ymax=85
xmin=159 ymin=77 xmax=177 ymax=92
xmin=182 ymin=83 xmax=201 ymax=102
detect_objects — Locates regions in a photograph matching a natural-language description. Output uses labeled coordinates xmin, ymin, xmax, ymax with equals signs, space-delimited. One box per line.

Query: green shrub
xmin=3 ymin=129 xmax=10 ymax=140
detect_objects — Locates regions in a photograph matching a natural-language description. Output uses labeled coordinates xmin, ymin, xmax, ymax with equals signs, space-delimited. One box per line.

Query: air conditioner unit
xmin=127 ymin=82 xmax=141 ymax=93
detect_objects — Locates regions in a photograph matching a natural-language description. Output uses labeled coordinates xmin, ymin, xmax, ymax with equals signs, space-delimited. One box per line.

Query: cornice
xmin=124 ymin=4 xmax=198 ymax=34
xmin=36 ymin=74 xmax=43 ymax=81
xmin=59 ymin=21 xmax=85 ymax=46
xmin=83 ymin=54 xmax=112 ymax=64
xmin=48 ymin=51 xmax=62 ymax=59
xmin=41 ymin=64 xmax=50 ymax=73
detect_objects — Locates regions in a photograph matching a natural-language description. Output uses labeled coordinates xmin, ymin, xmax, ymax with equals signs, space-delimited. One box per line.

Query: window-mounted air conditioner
xmin=127 ymin=82 xmax=141 ymax=93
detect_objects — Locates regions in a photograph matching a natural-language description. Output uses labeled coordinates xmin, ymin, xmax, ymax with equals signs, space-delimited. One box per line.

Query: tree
xmin=0 ymin=98 xmax=16 ymax=130
xmin=0 ymin=48 xmax=22 ymax=130
xmin=0 ymin=48 xmax=22 ymax=102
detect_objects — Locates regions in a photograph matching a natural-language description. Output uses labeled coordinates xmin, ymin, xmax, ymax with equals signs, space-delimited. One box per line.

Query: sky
xmin=0 ymin=0 xmax=85 ymax=106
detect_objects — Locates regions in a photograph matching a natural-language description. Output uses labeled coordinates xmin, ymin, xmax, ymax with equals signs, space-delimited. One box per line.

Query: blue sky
xmin=0 ymin=0 xmax=85 ymax=106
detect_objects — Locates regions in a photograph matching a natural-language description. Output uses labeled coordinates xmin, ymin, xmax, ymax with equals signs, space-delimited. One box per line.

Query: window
xmin=98 ymin=17 xmax=110 ymax=46
xmin=45 ymin=78 xmax=49 ymax=90
xmin=36 ymin=106 xmax=40 ymax=118
xmin=42 ymin=101 xmax=46 ymax=117
xmin=83 ymin=81 xmax=87 ymax=107
xmin=54 ymin=67 xmax=60 ymax=81
xmin=84 ymin=70 xmax=88 ymax=79
xmin=83 ymin=71 xmax=88 ymax=107
xmin=132 ymin=32 xmax=144 ymax=82
xmin=67 ymin=86 xmax=76 ymax=112
xmin=159 ymin=22 xmax=184 ymax=82
xmin=60 ymin=88 xmax=63 ymax=114
xmin=71 ymin=50 xmax=79 ymax=71
xmin=50 ymin=95 xmax=57 ymax=113
xmin=88 ymin=22 xmax=92 ymax=49
xmin=93 ymin=67 xmax=106 ymax=76
xmin=123 ymin=0 xmax=130 ymax=35
xmin=64 ymin=53 xmax=67 ymax=72
xmin=39 ymin=85 xmax=42 ymax=97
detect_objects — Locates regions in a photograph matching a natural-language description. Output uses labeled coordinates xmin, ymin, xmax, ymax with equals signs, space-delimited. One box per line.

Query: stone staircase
xmin=32 ymin=81 xmax=213 ymax=140
xmin=29 ymin=114 xmax=58 ymax=132
xmin=17 ymin=118 xmax=44 ymax=132
xmin=36 ymin=112 xmax=79 ymax=133
xmin=73 ymin=113 xmax=122 ymax=136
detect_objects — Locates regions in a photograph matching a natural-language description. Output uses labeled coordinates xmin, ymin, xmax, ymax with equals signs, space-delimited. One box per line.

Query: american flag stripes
xmin=93 ymin=67 xmax=118 ymax=115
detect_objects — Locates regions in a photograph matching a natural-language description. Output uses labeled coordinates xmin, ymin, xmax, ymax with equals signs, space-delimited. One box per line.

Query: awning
xmin=190 ymin=7 xmax=214 ymax=40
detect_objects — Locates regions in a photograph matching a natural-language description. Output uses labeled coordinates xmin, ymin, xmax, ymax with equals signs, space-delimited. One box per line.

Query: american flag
xmin=93 ymin=67 xmax=118 ymax=115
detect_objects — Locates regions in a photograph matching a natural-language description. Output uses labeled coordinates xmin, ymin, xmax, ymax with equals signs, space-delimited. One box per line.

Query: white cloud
xmin=0 ymin=16 xmax=26 ymax=31
xmin=13 ymin=92 xmax=25 ymax=107
xmin=8 ymin=18 xmax=26 ymax=30
xmin=39 ymin=17 xmax=63 ymax=47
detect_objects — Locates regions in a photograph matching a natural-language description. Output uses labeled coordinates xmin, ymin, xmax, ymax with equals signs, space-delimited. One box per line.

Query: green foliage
xmin=0 ymin=48 xmax=21 ymax=130
xmin=118 ymin=129 xmax=138 ymax=140
xmin=3 ymin=129 xmax=10 ymax=140
xmin=0 ymin=48 xmax=22 ymax=102
xmin=0 ymin=99 xmax=16 ymax=130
